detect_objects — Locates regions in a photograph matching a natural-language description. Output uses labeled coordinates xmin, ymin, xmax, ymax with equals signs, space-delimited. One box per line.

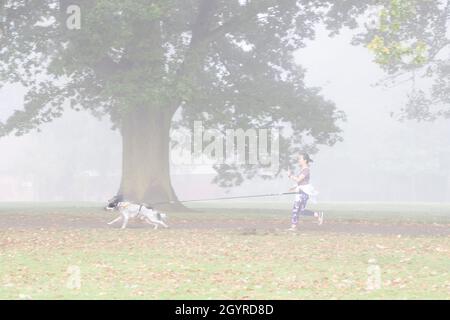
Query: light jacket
xmin=294 ymin=184 xmax=319 ymax=203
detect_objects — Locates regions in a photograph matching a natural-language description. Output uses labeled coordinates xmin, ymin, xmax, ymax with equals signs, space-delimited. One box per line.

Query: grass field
xmin=0 ymin=202 xmax=449 ymax=300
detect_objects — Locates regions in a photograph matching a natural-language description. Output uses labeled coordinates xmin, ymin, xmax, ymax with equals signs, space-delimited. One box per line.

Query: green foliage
xmin=358 ymin=0 xmax=450 ymax=120
xmin=366 ymin=0 xmax=428 ymax=68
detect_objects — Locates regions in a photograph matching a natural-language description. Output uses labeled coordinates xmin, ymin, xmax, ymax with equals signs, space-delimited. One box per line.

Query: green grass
xmin=0 ymin=202 xmax=449 ymax=300
xmin=187 ymin=201 xmax=450 ymax=223
xmin=1 ymin=201 xmax=449 ymax=223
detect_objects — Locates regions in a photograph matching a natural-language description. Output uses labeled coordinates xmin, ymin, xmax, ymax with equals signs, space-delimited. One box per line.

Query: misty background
xmin=1 ymin=26 xmax=449 ymax=203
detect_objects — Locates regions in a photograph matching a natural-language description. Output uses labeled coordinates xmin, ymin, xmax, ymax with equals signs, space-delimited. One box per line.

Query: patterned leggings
xmin=291 ymin=191 xmax=315 ymax=225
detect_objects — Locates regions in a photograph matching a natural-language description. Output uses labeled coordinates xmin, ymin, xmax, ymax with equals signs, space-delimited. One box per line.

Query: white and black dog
xmin=105 ymin=195 xmax=168 ymax=230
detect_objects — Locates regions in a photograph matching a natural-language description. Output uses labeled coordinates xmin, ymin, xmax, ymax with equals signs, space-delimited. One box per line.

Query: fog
xmin=0 ymin=27 xmax=449 ymax=203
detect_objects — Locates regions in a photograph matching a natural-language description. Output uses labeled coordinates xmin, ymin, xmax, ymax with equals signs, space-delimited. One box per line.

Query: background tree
xmin=355 ymin=0 xmax=450 ymax=121
xmin=0 ymin=0 xmax=373 ymax=205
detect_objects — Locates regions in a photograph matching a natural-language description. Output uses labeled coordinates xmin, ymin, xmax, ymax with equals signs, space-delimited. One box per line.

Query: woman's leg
xmin=290 ymin=192 xmax=324 ymax=227
xmin=298 ymin=193 xmax=324 ymax=224
xmin=299 ymin=209 xmax=316 ymax=216
xmin=290 ymin=192 xmax=308 ymax=228
xmin=298 ymin=193 xmax=320 ymax=217
xmin=298 ymin=192 xmax=313 ymax=216
xmin=291 ymin=200 xmax=301 ymax=226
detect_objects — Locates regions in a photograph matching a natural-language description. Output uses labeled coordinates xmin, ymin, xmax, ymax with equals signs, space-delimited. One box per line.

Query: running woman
xmin=287 ymin=153 xmax=324 ymax=230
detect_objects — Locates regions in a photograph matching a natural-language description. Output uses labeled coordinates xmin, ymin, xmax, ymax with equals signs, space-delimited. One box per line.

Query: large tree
xmin=0 ymin=1 xmax=371 ymax=205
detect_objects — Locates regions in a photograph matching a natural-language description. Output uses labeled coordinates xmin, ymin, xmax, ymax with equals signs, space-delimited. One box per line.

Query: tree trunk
xmin=118 ymin=106 xmax=181 ymax=209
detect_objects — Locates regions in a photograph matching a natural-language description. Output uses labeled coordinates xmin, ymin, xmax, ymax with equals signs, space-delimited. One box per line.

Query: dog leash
xmin=136 ymin=204 xmax=144 ymax=219
xmin=151 ymin=192 xmax=299 ymax=206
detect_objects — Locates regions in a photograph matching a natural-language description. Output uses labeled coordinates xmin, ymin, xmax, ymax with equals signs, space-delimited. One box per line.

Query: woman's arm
xmin=288 ymin=171 xmax=306 ymax=184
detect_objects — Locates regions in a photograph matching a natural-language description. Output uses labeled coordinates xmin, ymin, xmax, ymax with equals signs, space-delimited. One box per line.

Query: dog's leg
xmin=121 ymin=216 xmax=129 ymax=229
xmin=158 ymin=221 xmax=169 ymax=229
xmin=153 ymin=220 xmax=168 ymax=229
xmin=144 ymin=218 xmax=158 ymax=229
xmin=107 ymin=216 xmax=122 ymax=225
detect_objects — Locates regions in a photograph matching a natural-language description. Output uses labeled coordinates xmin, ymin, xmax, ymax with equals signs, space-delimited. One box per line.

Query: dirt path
xmin=0 ymin=213 xmax=448 ymax=236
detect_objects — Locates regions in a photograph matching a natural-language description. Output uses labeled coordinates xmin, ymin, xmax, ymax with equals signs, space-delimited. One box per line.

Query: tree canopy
xmin=0 ymin=0 xmax=382 ymax=201
xmin=357 ymin=0 xmax=450 ymax=121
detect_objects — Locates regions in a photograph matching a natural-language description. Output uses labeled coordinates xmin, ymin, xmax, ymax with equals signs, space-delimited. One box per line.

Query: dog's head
xmin=104 ymin=194 xmax=124 ymax=211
